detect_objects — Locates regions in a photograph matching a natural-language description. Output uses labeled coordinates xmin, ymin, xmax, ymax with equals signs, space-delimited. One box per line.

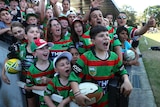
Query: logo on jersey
xmin=89 ymin=66 xmax=97 ymax=76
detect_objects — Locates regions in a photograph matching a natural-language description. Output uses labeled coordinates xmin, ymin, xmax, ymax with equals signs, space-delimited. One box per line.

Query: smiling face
xmin=59 ymin=19 xmax=69 ymax=29
xmin=68 ymin=47 xmax=80 ymax=65
xmin=0 ymin=10 xmax=13 ymax=24
xmin=12 ymin=26 xmax=25 ymax=40
xmin=35 ymin=45 xmax=50 ymax=61
xmin=62 ymin=0 xmax=70 ymax=12
xmin=91 ymin=31 xmax=110 ymax=51
xmin=0 ymin=1 xmax=5 ymax=9
xmin=73 ymin=21 xmax=83 ymax=36
xmin=55 ymin=57 xmax=71 ymax=78
xmin=89 ymin=10 xmax=104 ymax=27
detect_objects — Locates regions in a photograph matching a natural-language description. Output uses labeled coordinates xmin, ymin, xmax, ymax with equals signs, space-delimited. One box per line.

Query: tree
xmin=143 ymin=5 xmax=160 ymax=27
xmin=119 ymin=5 xmax=137 ymax=27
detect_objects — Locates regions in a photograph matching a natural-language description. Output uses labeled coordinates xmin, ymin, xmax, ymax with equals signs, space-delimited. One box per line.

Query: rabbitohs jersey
xmin=69 ymin=49 xmax=127 ymax=107
xmin=70 ymin=32 xmax=93 ymax=55
xmin=126 ymin=26 xmax=137 ymax=39
xmin=44 ymin=75 xmax=71 ymax=106
xmin=19 ymin=43 xmax=35 ymax=72
xmin=26 ymin=60 xmax=54 ymax=107
xmin=49 ymin=36 xmax=72 ymax=60
xmin=69 ymin=49 xmax=127 ymax=92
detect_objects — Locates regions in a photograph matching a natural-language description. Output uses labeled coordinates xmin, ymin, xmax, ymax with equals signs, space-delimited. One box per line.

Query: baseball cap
xmin=58 ymin=15 xmax=68 ymax=21
xmin=30 ymin=38 xmax=53 ymax=52
xmin=0 ymin=7 xmax=10 ymax=13
xmin=66 ymin=10 xmax=76 ymax=17
xmin=25 ymin=13 xmax=38 ymax=21
xmin=53 ymin=52 xmax=72 ymax=68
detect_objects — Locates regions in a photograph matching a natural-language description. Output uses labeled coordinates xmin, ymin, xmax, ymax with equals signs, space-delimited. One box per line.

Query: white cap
xmin=66 ymin=10 xmax=76 ymax=17
xmin=53 ymin=52 xmax=72 ymax=68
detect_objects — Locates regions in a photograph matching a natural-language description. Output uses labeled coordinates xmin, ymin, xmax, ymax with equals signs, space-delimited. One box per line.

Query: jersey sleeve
xmin=26 ymin=64 xmax=35 ymax=87
xmin=44 ymin=79 xmax=55 ymax=96
xmin=69 ymin=55 xmax=86 ymax=83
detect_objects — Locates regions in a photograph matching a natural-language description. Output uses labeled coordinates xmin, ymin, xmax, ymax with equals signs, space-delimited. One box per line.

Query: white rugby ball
xmin=124 ymin=50 xmax=135 ymax=61
xmin=69 ymin=82 xmax=103 ymax=106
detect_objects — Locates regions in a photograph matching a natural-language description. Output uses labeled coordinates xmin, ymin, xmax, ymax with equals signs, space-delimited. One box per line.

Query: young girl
xmin=67 ymin=46 xmax=80 ymax=65
xmin=71 ymin=18 xmax=93 ymax=55
xmin=116 ymin=26 xmax=139 ymax=66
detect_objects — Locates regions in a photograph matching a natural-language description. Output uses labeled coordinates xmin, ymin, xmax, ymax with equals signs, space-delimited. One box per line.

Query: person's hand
xmin=120 ymin=78 xmax=133 ymax=97
xmin=50 ymin=0 xmax=58 ymax=5
xmin=91 ymin=0 xmax=104 ymax=8
xmin=57 ymin=102 xmax=65 ymax=107
xmin=75 ymin=93 xmax=91 ymax=106
xmin=41 ymin=76 xmax=51 ymax=84
xmin=147 ymin=16 xmax=156 ymax=27
xmin=2 ymin=74 xmax=10 ymax=84
xmin=24 ymin=85 xmax=32 ymax=91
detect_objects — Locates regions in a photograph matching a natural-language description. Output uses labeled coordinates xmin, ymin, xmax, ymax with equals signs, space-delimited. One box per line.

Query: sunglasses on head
xmin=117 ymin=16 xmax=127 ymax=19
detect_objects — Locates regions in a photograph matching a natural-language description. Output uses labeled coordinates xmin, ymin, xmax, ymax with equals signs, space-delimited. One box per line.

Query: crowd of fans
xmin=0 ymin=0 xmax=156 ymax=107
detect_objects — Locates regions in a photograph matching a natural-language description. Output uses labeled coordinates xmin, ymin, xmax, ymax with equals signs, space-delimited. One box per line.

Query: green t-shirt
xmin=69 ymin=49 xmax=127 ymax=107
xmin=49 ymin=36 xmax=72 ymax=60
xmin=44 ymin=75 xmax=71 ymax=106
xmin=26 ymin=60 xmax=55 ymax=107
xmin=71 ymin=31 xmax=93 ymax=55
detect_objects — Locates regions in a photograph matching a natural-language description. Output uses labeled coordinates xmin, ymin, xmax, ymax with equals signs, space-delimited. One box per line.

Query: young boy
xmin=69 ymin=25 xmax=132 ymax=107
xmin=44 ymin=52 xmax=72 ymax=107
xmin=25 ymin=38 xmax=55 ymax=107
xmin=0 ymin=8 xmax=16 ymax=44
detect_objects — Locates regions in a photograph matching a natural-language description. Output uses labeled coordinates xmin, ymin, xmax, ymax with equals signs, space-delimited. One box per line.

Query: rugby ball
xmin=5 ymin=58 xmax=22 ymax=74
xmin=124 ymin=50 xmax=135 ymax=61
xmin=69 ymin=82 xmax=103 ymax=106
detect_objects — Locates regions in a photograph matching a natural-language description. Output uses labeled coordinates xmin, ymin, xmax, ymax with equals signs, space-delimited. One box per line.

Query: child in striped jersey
xmin=24 ymin=38 xmax=55 ymax=107
xmin=69 ymin=25 xmax=132 ymax=107
xmin=44 ymin=52 xmax=72 ymax=107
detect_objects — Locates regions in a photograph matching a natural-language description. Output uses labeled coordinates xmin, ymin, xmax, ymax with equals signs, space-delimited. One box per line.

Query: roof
xmin=61 ymin=0 xmax=120 ymax=19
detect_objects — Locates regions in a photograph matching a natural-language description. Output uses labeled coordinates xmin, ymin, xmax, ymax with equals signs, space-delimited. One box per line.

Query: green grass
xmin=139 ymin=32 xmax=160 ymax=107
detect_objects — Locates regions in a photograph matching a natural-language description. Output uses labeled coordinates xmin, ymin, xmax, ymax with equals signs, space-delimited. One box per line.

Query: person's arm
xmin=135 ymin=16 xmax=156 ymax=36
xmin=114 ymin=45 xmax=123 ymax=61
xmin=1 ymin=58 xmax=10 ymax=84
xmin=70 ymin=81 xmax=90 ymax=106
xmin=38 ymin=0 xmax=46 ymax=23
xmin=57 ymin=97 xmax=71 ymax=107
xmin=127 ymin=48 xmax=139 ymax=66
xmin=0 ymin=28 xmax=11 ymax=35
xmin=120 ymin=74 xmax=133 ymax=97
xmin=50 ymin=0 xmax=60 ymax=17
xmin=82 ymin=0 xmax=104 ymax=22
xmin=24 ymin=85 xmax=46 ymax=91
xmin=44 ymin=95 xmax=56 ymax=107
